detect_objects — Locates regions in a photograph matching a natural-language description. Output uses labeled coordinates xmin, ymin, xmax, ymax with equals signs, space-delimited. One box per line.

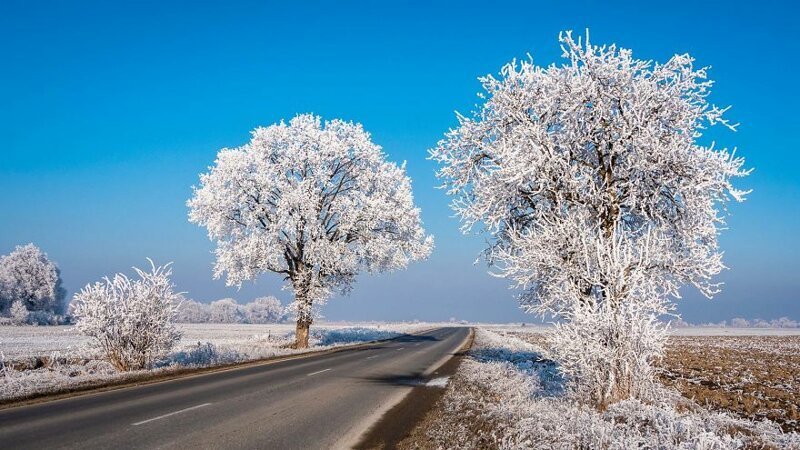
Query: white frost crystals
xmin=188 ymin=114 xmax=433 ymax=348
xmin=431 ymin=31 xmax=750 ymax=407
xmin=71 ymin=260 xmax=182 ymax=371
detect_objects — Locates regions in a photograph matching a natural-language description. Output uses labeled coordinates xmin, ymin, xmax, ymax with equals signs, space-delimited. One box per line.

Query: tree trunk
xmin=291 ymin=272 xmax=313 ymax=349
xmin=295 ymin=319 xmax=311 ymax=349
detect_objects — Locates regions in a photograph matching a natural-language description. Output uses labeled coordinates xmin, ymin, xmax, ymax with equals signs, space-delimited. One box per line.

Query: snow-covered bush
xmin=169 ymin=342 xmax=242 ymax=367
xmin=431 ymin=31 xmax=749 ymax=408
xmin=188 ymin=114 xmax=433 ymax=347
xmin=316 ymin=327 xmax=402 ymax=345
xmin=0 ymin=244 xmax=66 ymax=314
xmin=71 ymin=260 xmax=182 ymax=371
xmin=9 ymin=301 xmax=28 ymax=325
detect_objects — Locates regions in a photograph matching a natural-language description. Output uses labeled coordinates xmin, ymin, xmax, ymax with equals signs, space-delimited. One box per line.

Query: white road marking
xmin=132 ymin=403 xmax=212 ymax=426
xmin=414 ymin=343 xmax=421 ymax=346
xmin=365 ymin=355 xmax=380 ymax=360
xmin=396 ymin=347 xmax=404 ymax=351
xmin=307 ymin=368 xmax=332 ymax=376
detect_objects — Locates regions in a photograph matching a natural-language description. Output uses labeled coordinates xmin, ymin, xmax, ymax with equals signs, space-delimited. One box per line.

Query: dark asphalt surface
xmin=0 ymin=327 xmax=470 ymax=450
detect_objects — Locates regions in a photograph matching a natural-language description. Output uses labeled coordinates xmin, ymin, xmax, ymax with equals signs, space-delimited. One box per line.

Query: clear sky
xmin=1 ymin=0 xmax=798 ymax=323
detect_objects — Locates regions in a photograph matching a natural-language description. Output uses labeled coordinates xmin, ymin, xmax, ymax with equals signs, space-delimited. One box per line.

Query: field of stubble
xmin=660 ymin=335 xmax=800 ymax=432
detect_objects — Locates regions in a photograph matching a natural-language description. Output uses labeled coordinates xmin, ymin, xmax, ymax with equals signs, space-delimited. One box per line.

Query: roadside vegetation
xmin=401 ymin=328 xmax=800 ymax=449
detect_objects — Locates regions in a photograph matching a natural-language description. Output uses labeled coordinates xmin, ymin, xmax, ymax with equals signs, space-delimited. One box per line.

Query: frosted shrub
xmin=550 ymin=302 xmax=665 ymax=405
xmin=432 ymin=31 xmax=749 ymax=408
xmin=71 ymin=261 xmax=182 ymax=371
xmin=317 ymin=327 xmax=401 ymax=345
xmin=170 ymin=342 xmax=242 ymax=367
xmin=9 ymin=301 xmax=28 ymax=325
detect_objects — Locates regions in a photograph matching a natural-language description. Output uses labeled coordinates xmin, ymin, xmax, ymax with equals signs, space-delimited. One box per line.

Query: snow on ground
xmin=410 ymin=327 xmax=800 ymax=449
xmin=0 ymin=322 xmax=438 ymax=402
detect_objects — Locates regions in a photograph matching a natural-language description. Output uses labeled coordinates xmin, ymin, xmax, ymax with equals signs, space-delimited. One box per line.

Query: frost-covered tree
xmin=244 ymin=296 xmax=284 ymax=323
xmin=730 ymin=318 xmax=751 ymax=328
xmin=431 ymin=32 xmax=749 ymax=407
xmin=9 ymin=300 xmax=29 ymax=325
xmin=209 ymin=298 xmax=242 ymax=323
xmin=0 ymin=244 xmax=66 ymax=314
xmin=189 ymin=114 xmax=433 ymax=347
xmin=175 ymin=298 xmax=212 ymax=323
xmin=71 ymin=261 xmax=182 ymax=371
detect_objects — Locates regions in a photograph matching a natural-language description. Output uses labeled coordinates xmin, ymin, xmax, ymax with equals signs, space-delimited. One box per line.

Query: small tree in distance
xmin=0 ymin=243 xmax=66 ymax=314
xmin=71 ymin=260 xmax=182 ymax=371
xmin=209 ymin=298 xmax=242 ymax=323
xmin=431 ymin=31 xmax=749 ymax=407
xmin=245 ymin=296 xmax=284 ymax=324
xmin=189 ymin=114 xmax=433 ymax=348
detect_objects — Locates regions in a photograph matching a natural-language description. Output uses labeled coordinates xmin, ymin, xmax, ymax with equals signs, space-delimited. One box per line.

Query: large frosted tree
xmin=189 ymin=114 xmax=432 ymax=348
xmin=431 ymin=32 xmax=749 ymax=407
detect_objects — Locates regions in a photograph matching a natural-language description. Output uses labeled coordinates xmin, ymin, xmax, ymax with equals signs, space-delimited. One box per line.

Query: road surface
xmin=0 ymin=327 xmax=469 ymax=449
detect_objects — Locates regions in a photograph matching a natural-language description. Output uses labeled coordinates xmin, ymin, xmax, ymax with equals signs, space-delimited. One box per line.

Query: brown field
xmin=502 ymin=330 xmax=800 ymax=432
xmin=660 ymin=335 xmax=800 ymax=432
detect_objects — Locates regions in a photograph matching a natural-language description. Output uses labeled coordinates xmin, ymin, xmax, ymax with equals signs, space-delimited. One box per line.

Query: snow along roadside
xmin=398 ymin=328 xmax=800 ymax=450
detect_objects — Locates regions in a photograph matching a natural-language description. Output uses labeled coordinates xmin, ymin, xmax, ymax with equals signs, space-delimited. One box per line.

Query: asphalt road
xmin=0 ymin=327 xmax=470 ymax=450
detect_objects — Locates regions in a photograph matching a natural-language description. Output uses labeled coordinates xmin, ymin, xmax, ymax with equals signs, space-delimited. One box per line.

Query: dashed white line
xmin=307 ymin=368 xmax=332 ymax=377
xmin=396 ymin=347 xmax=405 ymax=351
xmin=132 ymin=403 xmax=212 ymax=426
xmin=365 ymin=355 xmax=380 ymax=360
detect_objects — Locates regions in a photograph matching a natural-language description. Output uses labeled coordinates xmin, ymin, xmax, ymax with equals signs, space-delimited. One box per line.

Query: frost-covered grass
xmin=414 ymin=328 xmax=800 ymax=449
xmin=0 ymin=322 xmax=434 ymax=403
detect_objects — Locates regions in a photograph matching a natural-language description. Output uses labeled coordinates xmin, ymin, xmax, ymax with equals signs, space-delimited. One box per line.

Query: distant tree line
xmin=0 ymin=243 xmax=287 ymax=328
xmin=175 ymin=296 xmax=287 ymax=324
xmin=672 ymin=317 xmax=799 ymax=328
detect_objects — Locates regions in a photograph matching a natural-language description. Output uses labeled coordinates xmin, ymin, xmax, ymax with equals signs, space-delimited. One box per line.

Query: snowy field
xmin=0 ymin=322 xmax=436 ymax=362
xmin=0 ymin=322 xmax=440 ymax=403
xmin=404 ymin=327 xmax=800 ymax=449
xmin=4 ymin=323 xmax=796 ymax=362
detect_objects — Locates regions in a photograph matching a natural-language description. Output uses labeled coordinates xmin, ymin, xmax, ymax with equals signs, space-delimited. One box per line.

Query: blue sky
xmin=1 ymin=0 xmax=798 ymax=323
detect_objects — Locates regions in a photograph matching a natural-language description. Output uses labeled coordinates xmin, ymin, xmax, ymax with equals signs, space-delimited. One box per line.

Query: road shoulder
xmin=353 ymin=328 xmax=474 ymax=449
